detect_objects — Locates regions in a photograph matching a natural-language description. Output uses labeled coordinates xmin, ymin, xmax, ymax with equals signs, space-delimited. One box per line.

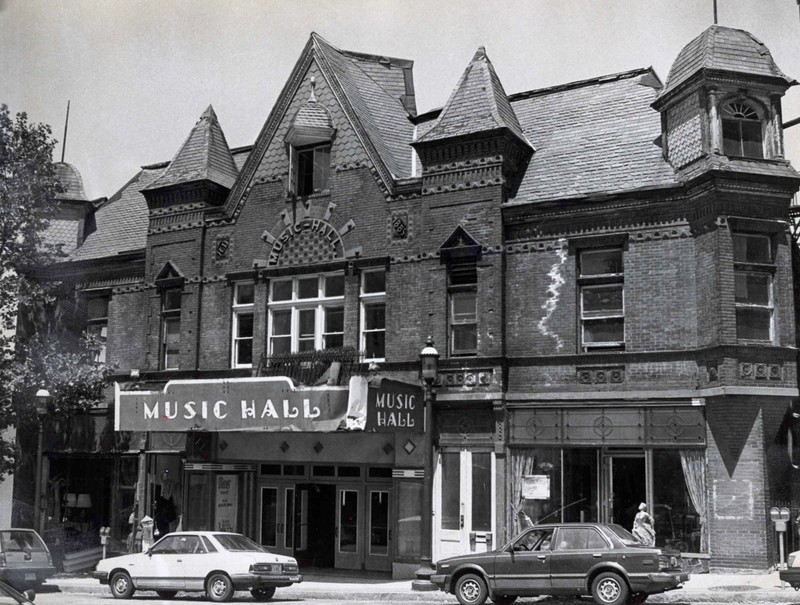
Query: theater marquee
xmin=115 ymin=376 xmax=425 ymax=433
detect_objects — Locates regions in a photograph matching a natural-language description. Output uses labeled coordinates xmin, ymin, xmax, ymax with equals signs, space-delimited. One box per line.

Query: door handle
xmin=593 ymin=553 xmax=602 ymax=558
xmin=460 ymin=515 xmax=464 ymax=529
xmin=537 ymin=555 xmax=546 ymax=561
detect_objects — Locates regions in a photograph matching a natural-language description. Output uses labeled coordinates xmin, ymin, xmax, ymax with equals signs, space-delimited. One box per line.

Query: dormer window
xmin=293 ymin=144 xmax=331 ymax=196
xmin=285 ymin=77 xmax=335 ymax=198
xmin=721 ymin=101 xmax=764 ymax=159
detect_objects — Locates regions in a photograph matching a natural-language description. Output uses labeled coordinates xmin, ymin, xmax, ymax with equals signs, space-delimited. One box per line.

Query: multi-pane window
xmin=733 ymin=233 xmax=774 ymax=342
xmin=268 ymin=273 xmax=344 ymax=354
xmin=448 ymin=262 xmax=477 ymax=356
xmin=722 ymin=101 xmax=764 ymax=159
xmin=85 ymin=296 xmax=108 ymax=363
xmin=360 ymin=269 xmax=386 ymax=361
xmin=161 ymin=288 xmax=181 ymax=370
xmin=293 ymin=144 xmax=331 ymax=196
xmin=579 ymin=248 xmax=624 ymax=350
xmin=231 ymin=282 xmax=255 ymax=368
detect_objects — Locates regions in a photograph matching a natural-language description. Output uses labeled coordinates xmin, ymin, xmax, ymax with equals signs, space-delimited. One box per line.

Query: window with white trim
xmin=579 ymin=248 xmax=624 ymax=350
xmin=721 ymin=100 xmax=764 ymax=159
xmin=448 ymin=261 xmax=477 ymax=356
xmin=85 ymin=296 xmax=108 ymax=363
xmin=360 ymin=269 xmax=386 ymax=361
xmin=161 ymin=288 xmax=181 ymax=370
xmin=733 ymin=233 xmax=774 ymax=342
xmin=268 ymin=273 xmax=344 ymax=354
xmin=231 ymin=282 xmax=255 ymax=368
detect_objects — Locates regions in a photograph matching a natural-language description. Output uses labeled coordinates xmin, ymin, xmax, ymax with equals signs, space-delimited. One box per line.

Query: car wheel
xmin=592 ymin=572 xmax=629 ymax=605
xmin=490 ymin=595 xmax=518 ymax=605
xmin=109 ymin=571 xmax=135 ymax=599
xmin=206 ymin=572 xmax=234 ymax=602
xmin=156 ymin=590 xmax=178 ymax=599
xmin=626 ymin=593 xmax=648 ymax=605
xmin=455 ymin=573 xmax=488 ymax=605
xmin=251 ymin=586 xmax=277 ymax=601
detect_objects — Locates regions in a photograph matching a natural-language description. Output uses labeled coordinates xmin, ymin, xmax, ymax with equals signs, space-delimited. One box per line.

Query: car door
xmin=491 ymin=528 xmax=553 ymax=595
xmin=549 ymin=526 xmax=611 ymax=594
xmin=134 ymin=535 xmax=188 ymax=591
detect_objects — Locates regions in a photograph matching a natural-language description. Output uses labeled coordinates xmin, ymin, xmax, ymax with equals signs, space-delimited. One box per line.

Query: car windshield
xmin=0 ymin=530 xmax=46 ymax=552
xmin=213 ymin=533 xmax=266 ymax=552
xmin=607 ymin=524 xmax=641 ymax=546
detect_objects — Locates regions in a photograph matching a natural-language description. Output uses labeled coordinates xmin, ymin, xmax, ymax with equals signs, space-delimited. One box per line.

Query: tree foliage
xmin=0 ymin=104 xmax=113 ymax=480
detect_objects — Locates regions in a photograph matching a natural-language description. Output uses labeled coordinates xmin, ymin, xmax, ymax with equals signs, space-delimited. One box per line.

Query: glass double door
xmin=259 ymin=482 xmax=392 ymax=571
xmin=433 ymin=449 xmax=495 ymax=561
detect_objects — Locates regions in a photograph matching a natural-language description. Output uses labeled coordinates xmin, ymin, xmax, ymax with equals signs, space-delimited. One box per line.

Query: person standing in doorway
xmin=632 ymin=502 xmax=656 ymax=546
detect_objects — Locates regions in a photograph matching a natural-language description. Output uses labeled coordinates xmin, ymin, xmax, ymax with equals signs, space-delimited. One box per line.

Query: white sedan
xmin=93 ymin=531 xmax=301 ymax=602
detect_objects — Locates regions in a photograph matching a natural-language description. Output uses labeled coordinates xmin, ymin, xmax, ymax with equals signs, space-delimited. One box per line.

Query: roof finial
xmin=713 ymin=0 xmax=718 ymax=24
xmin=309 ymin=76 xmax=317 ymax=103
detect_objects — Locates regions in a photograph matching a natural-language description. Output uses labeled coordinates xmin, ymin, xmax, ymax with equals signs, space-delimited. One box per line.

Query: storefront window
xmin=562 ymin=449 xmax=599 ymax=523
xmin=510 ymin=448 xmax=562 ymax=534
xmin=397 ymin=482 xmax=422 ymax=559
xmin=652 ymin=450 xmax=703 ymax=553
xmin=185 ymin=473 xmax=212 ymax=530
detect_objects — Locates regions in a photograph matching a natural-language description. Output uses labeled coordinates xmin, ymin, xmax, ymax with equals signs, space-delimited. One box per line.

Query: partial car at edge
xmin=431 ymin=522 xmax=689 ymax=605
xmin=0 ymin=529 xmax=56 ymax=592
xmin=94 ymin=531 xmax=302 ymax=602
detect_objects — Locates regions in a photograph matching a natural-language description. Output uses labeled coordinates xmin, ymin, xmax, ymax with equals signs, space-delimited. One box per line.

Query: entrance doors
xmin=433 ymin=450 xmax=495 ymax=561
xmin=602 ymin=452 xmax=647 ymax=531
xmin=259 ymin=485 xmax=299 ymax=558
xmin=365 ymin=488 xmax=392 ymax=572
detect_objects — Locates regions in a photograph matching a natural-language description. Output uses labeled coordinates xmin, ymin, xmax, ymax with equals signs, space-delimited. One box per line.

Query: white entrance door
xmin=433 ymin=450 xmax=495 ymax=562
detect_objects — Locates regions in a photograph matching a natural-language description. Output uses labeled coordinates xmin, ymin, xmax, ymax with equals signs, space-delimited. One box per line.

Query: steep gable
xmin=224 ymin=33 xmax=415 ymax=219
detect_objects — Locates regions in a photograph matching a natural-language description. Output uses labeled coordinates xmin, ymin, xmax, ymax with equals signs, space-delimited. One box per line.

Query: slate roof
xmin=54 ymin=162 xmax=88 ymax=201
xmin=508 ymin=68 xmax=678 ymax=204
xmin=144 ymin=105 xmax=239 ymax=192
xmin=416 ymin=47 xmax=528 ymax=147
xmin=312 ymin=34 xmax=415 ymax=178
xmin=659 ymin=25 xmax=796 ymax=99
xmin=42 ymin=218 xmax=79 ymax=254
xmin=68 ymin=166 xmax=163 ymax=261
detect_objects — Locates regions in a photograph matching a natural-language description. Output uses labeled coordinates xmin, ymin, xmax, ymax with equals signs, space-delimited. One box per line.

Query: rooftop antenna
xmin=60 ymin=100 xmax=70 ymax=163
xmin=713 ymin=0 xmax=718 ymax=24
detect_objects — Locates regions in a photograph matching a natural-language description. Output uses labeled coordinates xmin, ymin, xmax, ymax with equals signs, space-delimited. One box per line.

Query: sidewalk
xmin=41 ymin=569 xmax=800 ymax=602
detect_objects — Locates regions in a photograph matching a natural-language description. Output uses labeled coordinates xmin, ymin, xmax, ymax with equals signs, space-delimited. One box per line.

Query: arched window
xmin=721 ymin=101 xmax=764 ymax=159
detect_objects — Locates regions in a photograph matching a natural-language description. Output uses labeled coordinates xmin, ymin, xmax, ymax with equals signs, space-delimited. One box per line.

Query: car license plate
xmin=24 ymin=572 xmax=36 ymax=581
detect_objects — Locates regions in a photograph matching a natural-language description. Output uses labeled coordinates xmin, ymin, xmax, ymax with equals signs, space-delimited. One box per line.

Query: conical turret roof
xmin=415 ymin=46 xmax=530 ymax=147
xmin=145 ymin=105 xmax=239 ymax=192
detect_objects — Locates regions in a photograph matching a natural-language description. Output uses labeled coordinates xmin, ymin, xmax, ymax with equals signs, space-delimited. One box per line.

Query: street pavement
xmin=28 ymin=569 xmax=800 ymax=603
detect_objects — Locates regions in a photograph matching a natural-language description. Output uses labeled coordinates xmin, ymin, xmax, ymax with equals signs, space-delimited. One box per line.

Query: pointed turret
xmin=413 ymin=47 xmax=532 ymax=197
xmin=144 ymin=105 xmax=239 ymax=207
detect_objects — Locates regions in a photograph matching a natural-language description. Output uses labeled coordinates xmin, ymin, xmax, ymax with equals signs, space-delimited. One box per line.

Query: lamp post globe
xmin=413 ymin=337 xmax=439 ymax=591
xmin=33 ymin=388 xmax=51 ymax=534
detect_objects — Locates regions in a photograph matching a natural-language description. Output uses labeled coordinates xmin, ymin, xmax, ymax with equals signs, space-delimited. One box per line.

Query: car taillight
xmin=658 ymin=554 xmax=678 ymax=570
xmin=0 ymin=553 xmax=6 ymax=567
xmin=47 ymin=551 xmax=53 ymax=566
xmin=789 ymin=553 xmax=797 ymax=568
xmin=282 ymin=562 xmax=298 ymax=574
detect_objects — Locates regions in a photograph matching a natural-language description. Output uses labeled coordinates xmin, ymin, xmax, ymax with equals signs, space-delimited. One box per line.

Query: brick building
xmin=15 ymin=25 xmax=800 ymax=574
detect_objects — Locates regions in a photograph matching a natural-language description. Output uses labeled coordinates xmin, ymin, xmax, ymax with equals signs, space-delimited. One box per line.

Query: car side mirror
xmin=24 ymin=589 xmax=36 ymax=602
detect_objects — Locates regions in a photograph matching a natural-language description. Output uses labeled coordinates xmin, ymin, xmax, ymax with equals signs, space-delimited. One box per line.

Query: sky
xmin=2 ymin=0 xmax=800 ymax=200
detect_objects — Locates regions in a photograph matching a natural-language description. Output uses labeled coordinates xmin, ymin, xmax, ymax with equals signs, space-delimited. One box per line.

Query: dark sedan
xmin=431 ymin=522 xmax=689 ymax=605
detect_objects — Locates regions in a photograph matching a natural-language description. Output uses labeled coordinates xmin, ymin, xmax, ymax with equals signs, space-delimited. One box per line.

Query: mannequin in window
xmin=632 ymin=502 xmax=656 ymax=546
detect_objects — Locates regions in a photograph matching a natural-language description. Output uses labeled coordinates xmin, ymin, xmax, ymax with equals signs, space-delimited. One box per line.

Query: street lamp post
xmin=412 ymin=337 xmax=439 ymax=591
xmin=33 ymin=389 xmax=50 ymax=535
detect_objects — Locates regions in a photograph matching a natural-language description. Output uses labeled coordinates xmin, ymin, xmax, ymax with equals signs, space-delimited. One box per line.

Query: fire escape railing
xmin=256 ymin=347 xmax=365 ymax=386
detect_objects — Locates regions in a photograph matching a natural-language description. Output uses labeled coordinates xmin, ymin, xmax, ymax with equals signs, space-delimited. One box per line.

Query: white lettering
xmin=283 ymin=400 xmax=299 ymax=418
xmin=303 ymin=398 xmax=320 ymax=418
xmin=241 ymin=400 xmax=255 ymax=419
xmin=164 ymin=401 xmax=178 ymax=420
xmin=261 ymin=400 xmax=278 ymax=419
xmin=184 ymin=401 xmax=196 ymax=420
xmin=144 ymin=402 xmax=158 ymax=420
xmin=214 ymin=400 xmax=227 ymax=419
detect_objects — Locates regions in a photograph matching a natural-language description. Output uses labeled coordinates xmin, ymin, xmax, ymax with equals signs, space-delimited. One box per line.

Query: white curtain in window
xmin=509 ymin=449 xmax=537 ymax=535
xmin=680 ymin=449 xmax=708 ymax=552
